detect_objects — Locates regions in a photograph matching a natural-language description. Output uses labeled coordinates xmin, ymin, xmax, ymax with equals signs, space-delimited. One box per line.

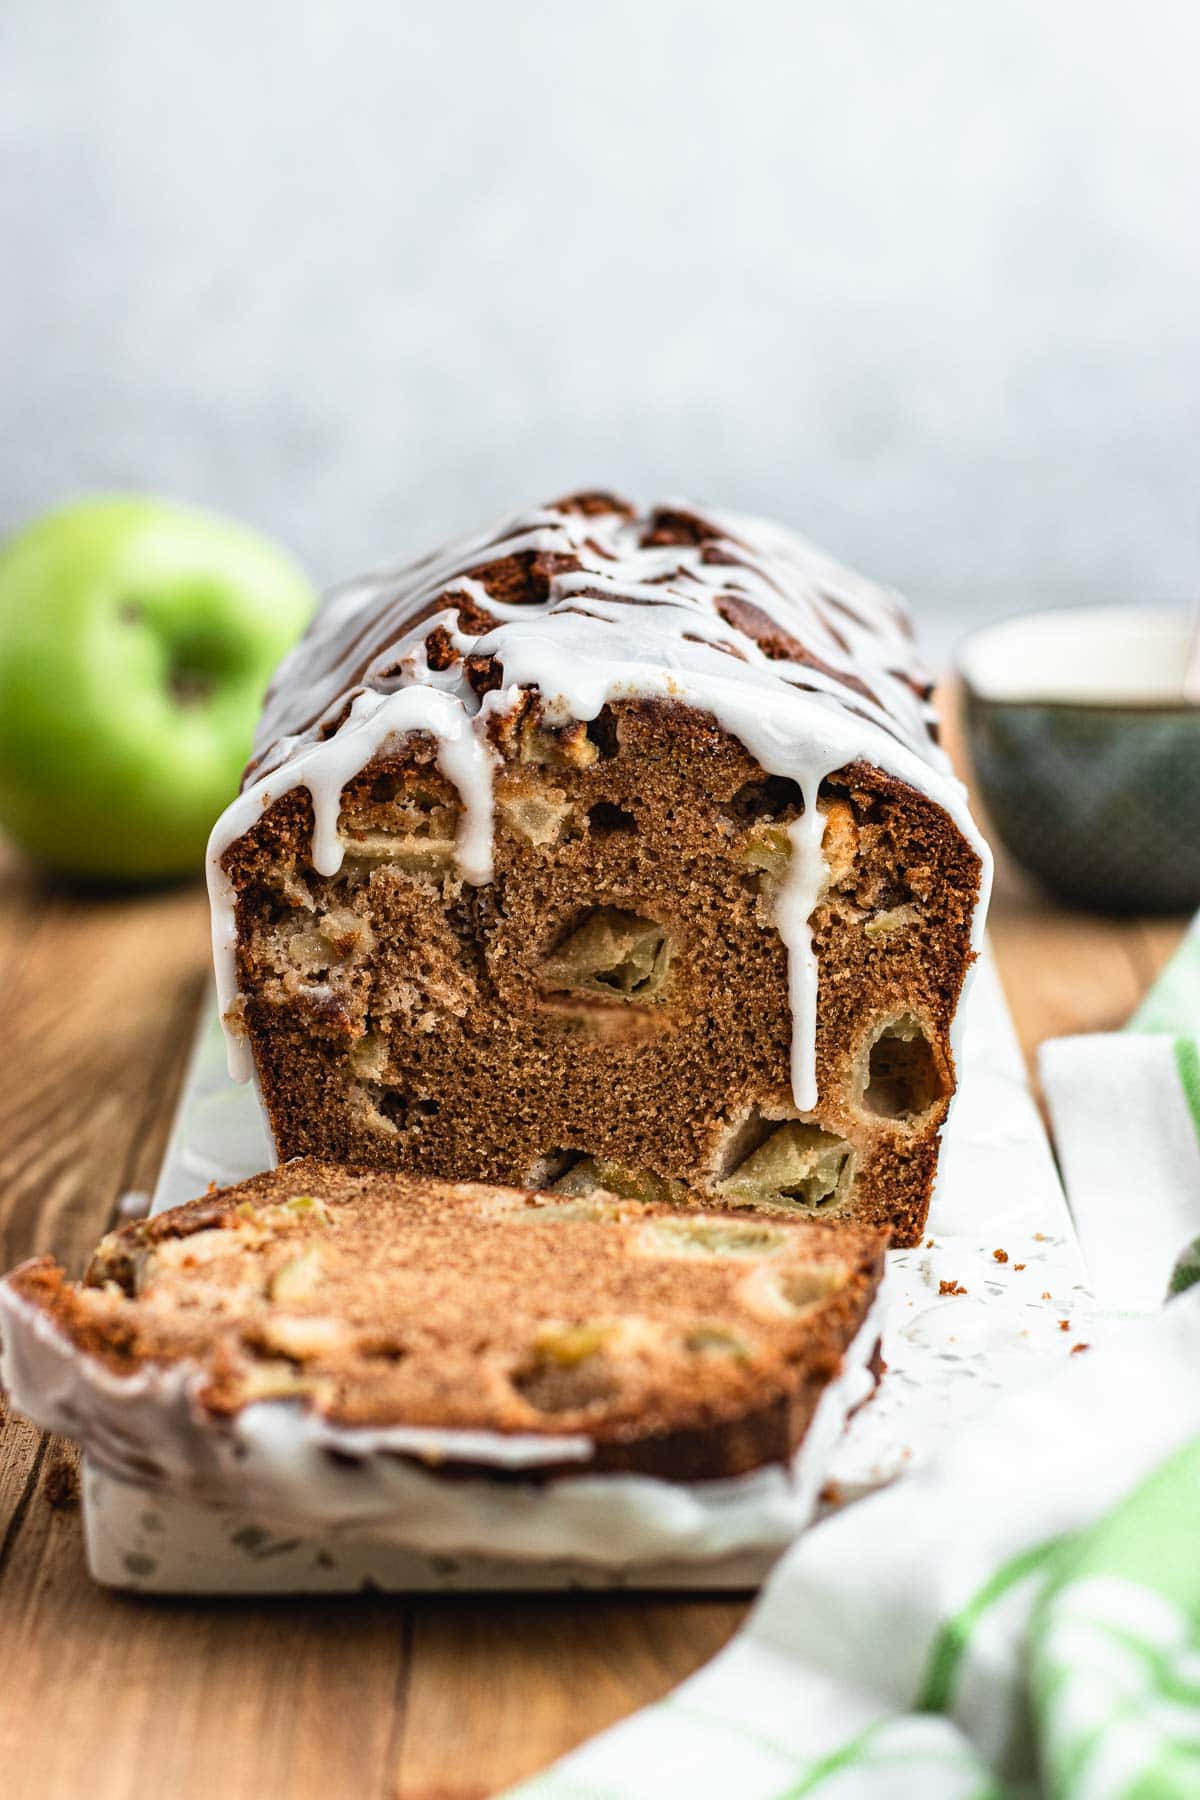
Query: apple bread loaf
xmin=208 ymin=494 xmax=990 ymax=1246
xmin=0 ymin=1160 xmax=886 ymax=1490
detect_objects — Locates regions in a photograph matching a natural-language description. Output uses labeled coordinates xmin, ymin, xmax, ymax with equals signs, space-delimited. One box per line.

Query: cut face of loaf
xmin=2 ymin=1160 xmax=886 ymax=1481
xmin=223 ymin=703 xmax=981 ymax=1245
xmin=212 ymin=495 xmax=988 ymax=1246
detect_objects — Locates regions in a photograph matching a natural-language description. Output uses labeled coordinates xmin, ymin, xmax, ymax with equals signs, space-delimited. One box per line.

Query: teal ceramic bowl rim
xmin=957 ymin=602 xmax=1197 ymax=715
xmin=957 ymin=602 xmax=1200 ymax=912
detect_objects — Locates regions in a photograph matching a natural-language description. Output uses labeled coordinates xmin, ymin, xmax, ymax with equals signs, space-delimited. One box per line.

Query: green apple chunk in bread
xmin=0 ymin=497 xmax=313 ymax=879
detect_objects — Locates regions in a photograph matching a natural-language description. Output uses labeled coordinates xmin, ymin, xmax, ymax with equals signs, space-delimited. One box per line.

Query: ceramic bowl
xmin=959 ymin=605 xmax=1200 ymax=912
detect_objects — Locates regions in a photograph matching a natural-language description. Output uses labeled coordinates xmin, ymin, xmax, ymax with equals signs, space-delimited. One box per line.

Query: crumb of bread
xmin=42 ymin=1452 xmax=80 ymax=1511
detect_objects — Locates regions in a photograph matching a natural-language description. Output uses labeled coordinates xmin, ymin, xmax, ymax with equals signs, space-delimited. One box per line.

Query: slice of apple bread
xmin=0 ymin=1159 xmax=886 ymax=1485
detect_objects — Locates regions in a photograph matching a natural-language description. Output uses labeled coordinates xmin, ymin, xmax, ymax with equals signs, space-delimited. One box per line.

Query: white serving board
xmin=84 ymin=947 xmax=1090 ymax=1593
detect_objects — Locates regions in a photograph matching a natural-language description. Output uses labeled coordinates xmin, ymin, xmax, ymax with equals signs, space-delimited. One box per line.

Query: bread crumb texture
xmin=224 ymin=694 xmax=979 ymax=1248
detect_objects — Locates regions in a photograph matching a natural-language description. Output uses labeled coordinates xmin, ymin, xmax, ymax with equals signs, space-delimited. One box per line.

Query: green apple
xmin=0 ymin=496 xmax=314 ymax=881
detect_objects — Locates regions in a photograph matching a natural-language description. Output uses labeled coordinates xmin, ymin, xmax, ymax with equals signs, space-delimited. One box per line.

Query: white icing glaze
xmin=0 ymin=1274 xmax=884 ymax=1567
xmin=207 ymin=497 xmax=992 ymax=1104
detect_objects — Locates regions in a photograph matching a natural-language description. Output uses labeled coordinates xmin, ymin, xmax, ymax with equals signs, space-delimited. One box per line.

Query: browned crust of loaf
xmin=552 ymin=489 xmax=637 ymax=520
xmin=5 ymin=1161 xmax=887 ymax=1482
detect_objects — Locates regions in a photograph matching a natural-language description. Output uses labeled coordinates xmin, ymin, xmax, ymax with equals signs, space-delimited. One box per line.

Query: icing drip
xmin=781 ymin=804 xmax=830 ymax=1114
xmin=207 ymin=495 xmax=992 ymax=1103
xmin=209 ymin=686 xmax=497 ymax=1082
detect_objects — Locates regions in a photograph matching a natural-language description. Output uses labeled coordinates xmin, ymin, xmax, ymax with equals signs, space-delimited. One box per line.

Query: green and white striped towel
xmin=509 ymin=917 xmax=1200 ymax=1800
xmin=1040 ymin=912 xmax=1200 ymax=1312
xmin=511 ymin=1291 xmax=1200 ymax=1800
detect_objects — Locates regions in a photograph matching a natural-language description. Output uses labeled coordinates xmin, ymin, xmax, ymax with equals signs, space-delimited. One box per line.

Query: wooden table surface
xmin=0 ymin=713 xmax=1188 ymax=1800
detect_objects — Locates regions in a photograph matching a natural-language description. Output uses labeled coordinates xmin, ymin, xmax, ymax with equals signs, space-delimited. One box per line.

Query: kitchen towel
xmin=511 ymin=1289 xmax=1200 ymax=1800
xmin=1040 ymin=912 xmax=1200 ymax=1313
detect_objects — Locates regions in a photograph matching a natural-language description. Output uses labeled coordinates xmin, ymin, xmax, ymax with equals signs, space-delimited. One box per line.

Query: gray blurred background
xmin=3 ymin=0 xmax=1198 ymax=657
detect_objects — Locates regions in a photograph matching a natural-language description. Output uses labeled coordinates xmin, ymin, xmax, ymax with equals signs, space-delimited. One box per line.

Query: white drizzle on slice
xmin=206 ymin=495 xmax=992 ymax=1102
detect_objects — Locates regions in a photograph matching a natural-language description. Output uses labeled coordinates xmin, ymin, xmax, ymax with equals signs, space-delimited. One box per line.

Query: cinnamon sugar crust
xmin=6 ymin=1160 xmax=886 ymax=1481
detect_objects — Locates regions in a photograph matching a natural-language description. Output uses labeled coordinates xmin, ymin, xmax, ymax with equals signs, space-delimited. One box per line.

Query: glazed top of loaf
xmin=208 ymin=492 xmax=991 ymax=1097
xmin=245 ymin=490 xmax=941 ymax=788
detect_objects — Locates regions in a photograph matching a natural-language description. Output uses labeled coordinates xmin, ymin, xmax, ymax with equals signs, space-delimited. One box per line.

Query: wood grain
xmin=0 ymin=701 xmax=1189 ymax=1800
